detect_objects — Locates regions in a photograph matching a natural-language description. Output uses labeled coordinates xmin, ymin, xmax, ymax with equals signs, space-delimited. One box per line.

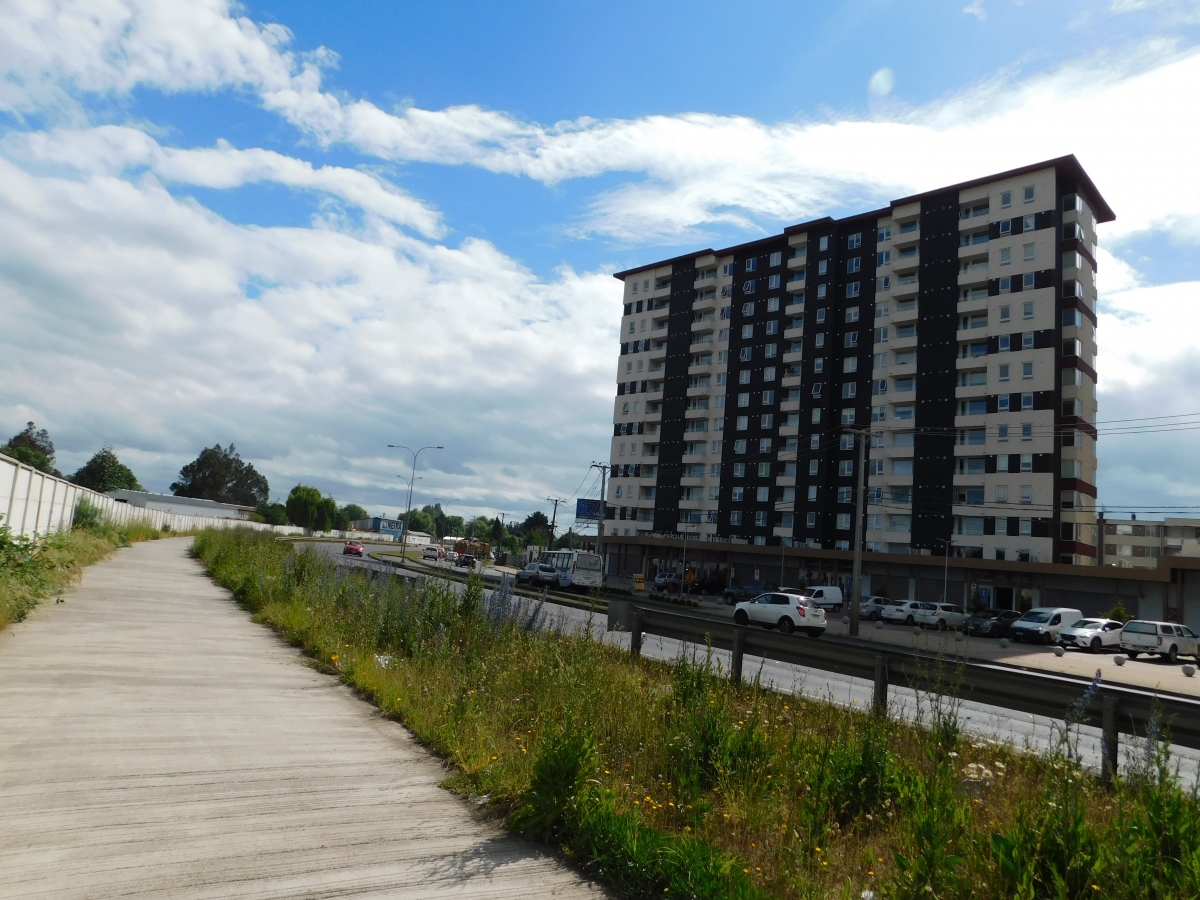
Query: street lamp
xmin=388 ymin=444 xmax=443 ymax=559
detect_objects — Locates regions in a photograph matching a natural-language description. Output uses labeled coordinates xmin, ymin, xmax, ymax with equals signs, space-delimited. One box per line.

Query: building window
xmin=844 ymin=332 xmax=859 ymax=348
xmin=999 ymin=220 xmax=1012 ymax=236
xmin=730 ymin=510 xmax=742 ymax=526
xmin=1023 ymin=214 xmax=1035 ymax=231
xmin=808 ymin=485 xmax=819 ymax=501
xmin=999 ymin=305 xmax=1010 ymax=323
xmin=838 ymin=460 xmax=854 ymax=477
xmin=999 ymin=276 xmax=1011 ymax=293
xmin=1021 ymin=454 xmax=1033 ymax=472
xmin=738 ymin=392 xmax=750 ymax=407
xmin=869 ymin=459 xmax=884 ymax=475
xmin=848 ymin=232 xmax=862 ymax=249
xmin=877 ymin=225 xmax=891 ymax=241
xmin=766 ymin=320 xmax=779 ymax=335
xmin=809 ymin=459 xmax=819 ymax=475
xmin=741 ymin=324 xmax=754 ymax=339
xmin=819 ymin=236 xmax=829 ymax=252
xmin=999 ymin=335 xmax=1011 ymax=351
xmin=760 ymin=414 xmax=773 ymax=428
xmin=739 ymin=369 xmax=751 ymax=384
xmin=844 ymin=356 xmax=859 ymax=373
xmin=736 ymin=416 xmax=748 ymax=430
xmin=872 ymin=405 xmax=886 ymax=422
xmin=999 ymin=395 xmax=1011 ymax=411
xmin=876 ymin=275 xmax=891 ymax=291
xmin=812 ymin=383 xmax=823 ymax=397
xmin=842 ymin=382 xmax=857 ymax=399
xmin=1000 ymin=247 xmax=1012 ymax=265
xmin=817 ymin=284 xmax=827 ymax=299
xmin=769 ymin=251 xmax=782 ymax=267
xmin=1023 ymin=272 xmax=1035 ymax=290
xmin=1023 ymin=301 xmax=1034 ymax=320
xmin=999 ymin=364 xmax=1010 ymax=382
xmin=810 ymin=434 xmax=820 ymax=449
xmin=765 ymin=344 xmax=777 ymax=359
xmin=1023 ymin=186 xmax=1035 ymax=203
xmin=806 ymin=512 xmax=817 ymax=528
xmin=1001 ymin=190 xmax=1012 ymax=208
xmin=836 ymin=513 xmax=852 ymax=530
xmin=745 ymin=258 xmax=758 ymax=272
xmin=841 ymin=408 xmax=856 ymax=424
xmin=1021 ymin=423 xmax=1033 ymax=441
xmin=756 ymin=486 xmax=769 ymax=503
xmin=755 ymin=511 xmax=767 ymax=527
xmin=847 ymin=257 xmax=861 ymax=273
xmin=733 ymin=462 xmax=745 ymax=477
xmin=811 ymin=408 xmax=821 ymax=423
xmin=768 ymin=274 xmax=781 ymax=289
xmin=837 ymin=486 xmax=853 ymax=503
xmin=877 ymin=250 xmax=891 ymax=266
xmin=764 ymin=366 xmax=777 ymax=381
xmin=758 ymin=461 xmax=771 ymax=477
xmin=814 ymin=358 xmax=824 ymax=374
xmin=846 ymin=281 xmax=861 ymax=298
xmin=1022 ymin=333 xmax=1034 ymax=349
xmin=818 ymin=260 xmax=828 ymax=276
xmin=734 ymin=439 xmax=747 ymax=453
xmin=998 ymin=424 xmax=1009 ymax=442
xmin=741 ymin=302 xmax=754 ymax=316
xmin=739 ymin=347 xmax=752 ymax=361
xmin=1022 ymin=362 xmax=1034 ymax=380
xmin=815 ymin=307 xmax=827 ymax=324
xmin=1022 ymin=393 xmax=1034 ymax=410
xmin=1023 ymin=243 xmax=1035 ymax=262
xmin=743 ymin=280 xmax=756 ymax=294
xmin=759 ymin=438 xmax=772 ymax=452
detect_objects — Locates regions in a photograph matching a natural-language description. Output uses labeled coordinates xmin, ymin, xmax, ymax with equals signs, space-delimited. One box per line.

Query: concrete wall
xmin=1 ymin=453 xmax=305 ymax=539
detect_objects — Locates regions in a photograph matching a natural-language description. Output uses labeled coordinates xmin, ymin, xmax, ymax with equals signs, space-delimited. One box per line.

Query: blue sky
xmin=2 ymin=0 xmax=1200 ymax=529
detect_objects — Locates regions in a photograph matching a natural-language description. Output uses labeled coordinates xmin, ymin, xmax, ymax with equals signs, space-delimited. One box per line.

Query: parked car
xmin=1119 ymin=620 xmax=1200 ymax=663
xmin=515 ymin=562 xmax=540 ymax=585
xmin=532 ymin=563 xmax=560 ymax=586
xmin=455 ymin=554 xmax=476 ymax=569
xmin=914 ymin=603 xmax=969 ymax=631
xmin=859 ymin=596 xmax=902 ymax=621
xmin=1009 ymin=607 xmax=1083 ymax=644
xmin=658 ymin=573 xmax=684 ymax=593
xmin=733 ymin=592 xmax=826 ymax=637
xmin=723 ymin=580 xmax=772 ymax=605
xmin=1058 ymin=618 xmax=1124 ymax=653
xmin=422 ymin=546 xmax=440 ymax=561
xmin=965 ymin=609 xmax=1023 ymax=638
xmin=881 ymin=600 xmax=933 ymax=626
xmin=342 ymin=541 xmax=364 ymax=557
xmin=785 ymin=585 xmax=844 ymax=612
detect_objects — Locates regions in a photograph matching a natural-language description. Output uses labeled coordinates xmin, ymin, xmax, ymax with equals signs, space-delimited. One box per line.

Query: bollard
xmin=1101 ymin=694 xmax=1119 ymax=783
xmin=872 ymin=655 xmax=889 ymax=715
xmin=630 ymin=610 xmax=643 ymax=659
xmin=730 ymin=628 xmax=745 ymax=685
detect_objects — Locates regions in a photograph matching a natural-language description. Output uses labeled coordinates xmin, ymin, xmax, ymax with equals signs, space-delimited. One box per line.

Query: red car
xmin=342 ymin=541 xmax=365 ymax=557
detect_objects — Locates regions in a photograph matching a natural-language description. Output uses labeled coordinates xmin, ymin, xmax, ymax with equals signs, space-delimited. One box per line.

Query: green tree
xmin=314 ymin=496 xmax=338 ymax=532
xmin=69 ymin=447 xmax=143 ymax=492
xmin=285 ymin=484 xmax=322 ymax=529
xmin=171 ymin=444 xmax=268 ymax=506
xmin=3 ymin=421 xmax=59 ymax=476
xmin=255 ymin=500 xmax=289 ymax=526
xmin=335 ymin=503 xmax=369 ymax=531
xmin=405 ymin=508 xmax=436 ymax=537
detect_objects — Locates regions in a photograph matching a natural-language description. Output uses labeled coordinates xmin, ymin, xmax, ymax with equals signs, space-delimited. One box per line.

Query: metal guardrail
xmin=608 ymin=601 xmax=1200 ymax=778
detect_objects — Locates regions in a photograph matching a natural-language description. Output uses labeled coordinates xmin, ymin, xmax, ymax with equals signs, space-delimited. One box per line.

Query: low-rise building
xmin=1097 ymin=516 xmax=1200 ymax=568
xmin=105 ymin=490 xmax=252 ymax=520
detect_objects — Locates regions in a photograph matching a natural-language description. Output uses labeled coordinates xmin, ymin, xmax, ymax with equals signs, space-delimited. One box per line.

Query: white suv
xmin=733 ymin=592 xmax=826 ymax=638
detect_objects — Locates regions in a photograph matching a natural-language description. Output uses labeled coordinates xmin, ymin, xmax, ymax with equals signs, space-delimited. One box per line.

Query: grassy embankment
xmin=194 ymin=528 xmax=1200 ymax=900
xmin=0 ymin=499 xmax=171 ymax=630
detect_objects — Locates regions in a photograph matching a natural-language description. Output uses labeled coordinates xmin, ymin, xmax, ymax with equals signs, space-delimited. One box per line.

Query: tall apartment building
xmin=608 ymin=156 xmax=1111 ymax=565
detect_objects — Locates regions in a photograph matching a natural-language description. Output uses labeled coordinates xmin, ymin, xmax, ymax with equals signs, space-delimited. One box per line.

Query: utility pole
xmin=844 ymin=427 xmax=875 ymax=638
xmin=546 ymin=497 xmax=566 ymax=551
xmin=590 ymin=462 xmax=610 ymax=577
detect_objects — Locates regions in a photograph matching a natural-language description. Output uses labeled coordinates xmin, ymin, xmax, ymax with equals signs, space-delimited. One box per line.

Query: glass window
xmin=769 ymin=251 xmax=782 ymax=267
xmin=745 ymin=258 xmax=758 ymax=272
xmin=999 ymin=305 xmax=1010 ymax=322
xmin=1000 ymin=190 xmax=1012 ymax=208
xmin=1023 ymin=243 xmax=1035 ymax=261
xmin=1022 ymin=362 xmax=1034 ymax=379
xmin=1023 ymin=301 xmax=1034 ymax=319
xmin=1000 ymin=247 xmax=1012 ymax=265
xmin=848 ymin=233 xmax=862 ymax=249
xmin=1023 ymin=186 xmax=1035 ymax=203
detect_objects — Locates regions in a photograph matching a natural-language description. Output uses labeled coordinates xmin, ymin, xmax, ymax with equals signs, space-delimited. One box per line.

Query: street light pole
xmin=388 ymin=444 xmax=443 ymax=559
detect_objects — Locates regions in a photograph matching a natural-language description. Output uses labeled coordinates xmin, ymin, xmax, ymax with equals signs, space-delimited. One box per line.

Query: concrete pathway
xmin=0 ymin=538 xmax=603 ymax=900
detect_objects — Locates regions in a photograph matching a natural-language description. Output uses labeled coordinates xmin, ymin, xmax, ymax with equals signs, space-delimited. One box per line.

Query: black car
xmin=965 ymin=608 xmax=1023 ymax=638
xmin=455 ymin=554 xmax=476 ymax=568
xmin=722 ymin=580 xmax=774 ymax=606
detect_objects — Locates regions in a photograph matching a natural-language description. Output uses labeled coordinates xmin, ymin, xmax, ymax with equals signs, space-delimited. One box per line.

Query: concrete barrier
xmin=0 ymin=453 xmax=304 ymax=539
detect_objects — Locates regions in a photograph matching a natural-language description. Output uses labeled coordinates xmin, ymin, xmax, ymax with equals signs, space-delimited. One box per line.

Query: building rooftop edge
xmin=611 ymin=155 xmax=1114 ymax=280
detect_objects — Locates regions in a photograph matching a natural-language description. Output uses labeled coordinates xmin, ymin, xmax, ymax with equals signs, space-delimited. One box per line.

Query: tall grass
xmin=194 ymin=528 xmax=1200 ymax=900
xmin=0 ymin=499 xmax=169 ymax=630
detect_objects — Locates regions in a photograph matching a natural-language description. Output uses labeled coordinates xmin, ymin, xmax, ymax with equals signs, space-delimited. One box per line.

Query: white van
xmin=783 ymin=585 xmax=844 ymax=612
xmin=1009 ymin=607 xmax=1083 ymax=644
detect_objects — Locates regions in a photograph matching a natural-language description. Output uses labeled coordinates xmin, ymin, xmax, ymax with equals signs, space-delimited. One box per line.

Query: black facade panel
xmin=652 ymin=258 xmax=698 ymax=534
xmin=911 ymin=191 xmax=959 ymax=552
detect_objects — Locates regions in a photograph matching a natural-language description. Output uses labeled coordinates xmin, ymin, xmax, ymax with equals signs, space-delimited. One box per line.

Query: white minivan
xmin=1009 ymin=607 xmax=1083 ymax=644
xmin=782 ymin=585 xmax=844 ymax=612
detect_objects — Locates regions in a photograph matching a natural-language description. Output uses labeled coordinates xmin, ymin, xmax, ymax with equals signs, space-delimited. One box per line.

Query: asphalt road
xmin=300 ymin=542 xmax=1200 ymax=784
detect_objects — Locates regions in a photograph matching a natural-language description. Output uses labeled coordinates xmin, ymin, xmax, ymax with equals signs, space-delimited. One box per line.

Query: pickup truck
xmin=1119 ymin=620 xmax=1200 ymax=664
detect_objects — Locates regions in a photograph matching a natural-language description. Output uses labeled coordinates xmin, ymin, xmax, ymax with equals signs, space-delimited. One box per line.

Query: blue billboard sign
xmin=575 ymin=498 xmax=604 ymax=520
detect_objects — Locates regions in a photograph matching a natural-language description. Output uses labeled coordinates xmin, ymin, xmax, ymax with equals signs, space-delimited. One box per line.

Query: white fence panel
xmin=0 ymin=453 xmax=305 ymax=539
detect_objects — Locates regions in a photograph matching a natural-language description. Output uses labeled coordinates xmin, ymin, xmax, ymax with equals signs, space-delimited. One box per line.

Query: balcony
xmin=787 ymin=254 xmax=806 ymax=271
xmin=958 ymin=259 xmax=988 ymax=284
xmin=893 ymin=221 xmax=920 ymax=248
xmin=693 ymin=291 xmax=719 ymax=313
xmin=648 ymin=342 xmax=668 ymax=361
xmin=786 ymin=273 xmax=806 ymax=294
xmin=892 ymin=247 xmax=920 ymax=272
xmin=892 ymin=274 xmax=919 ymax=299
xmin=782 ymin=349 xmax=804 ymax=365
xmin=652 ymin=281 xmax=672 ymax=298
xmin=891 ymin=299 xmax=918 ymax=323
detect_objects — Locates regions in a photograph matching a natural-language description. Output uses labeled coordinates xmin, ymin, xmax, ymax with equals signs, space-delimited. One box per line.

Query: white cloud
xmin=5 ymin=126 xmax=444 ymax=236
xmin=0 ymin=153 xmax=619 ymax=515
xmin=964 ymin=1 xmax=988 ymax=21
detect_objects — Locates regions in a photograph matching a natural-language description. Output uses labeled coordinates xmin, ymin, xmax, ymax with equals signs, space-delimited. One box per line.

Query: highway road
xmin=301 ymin=540 xmax=1200 ymax=783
